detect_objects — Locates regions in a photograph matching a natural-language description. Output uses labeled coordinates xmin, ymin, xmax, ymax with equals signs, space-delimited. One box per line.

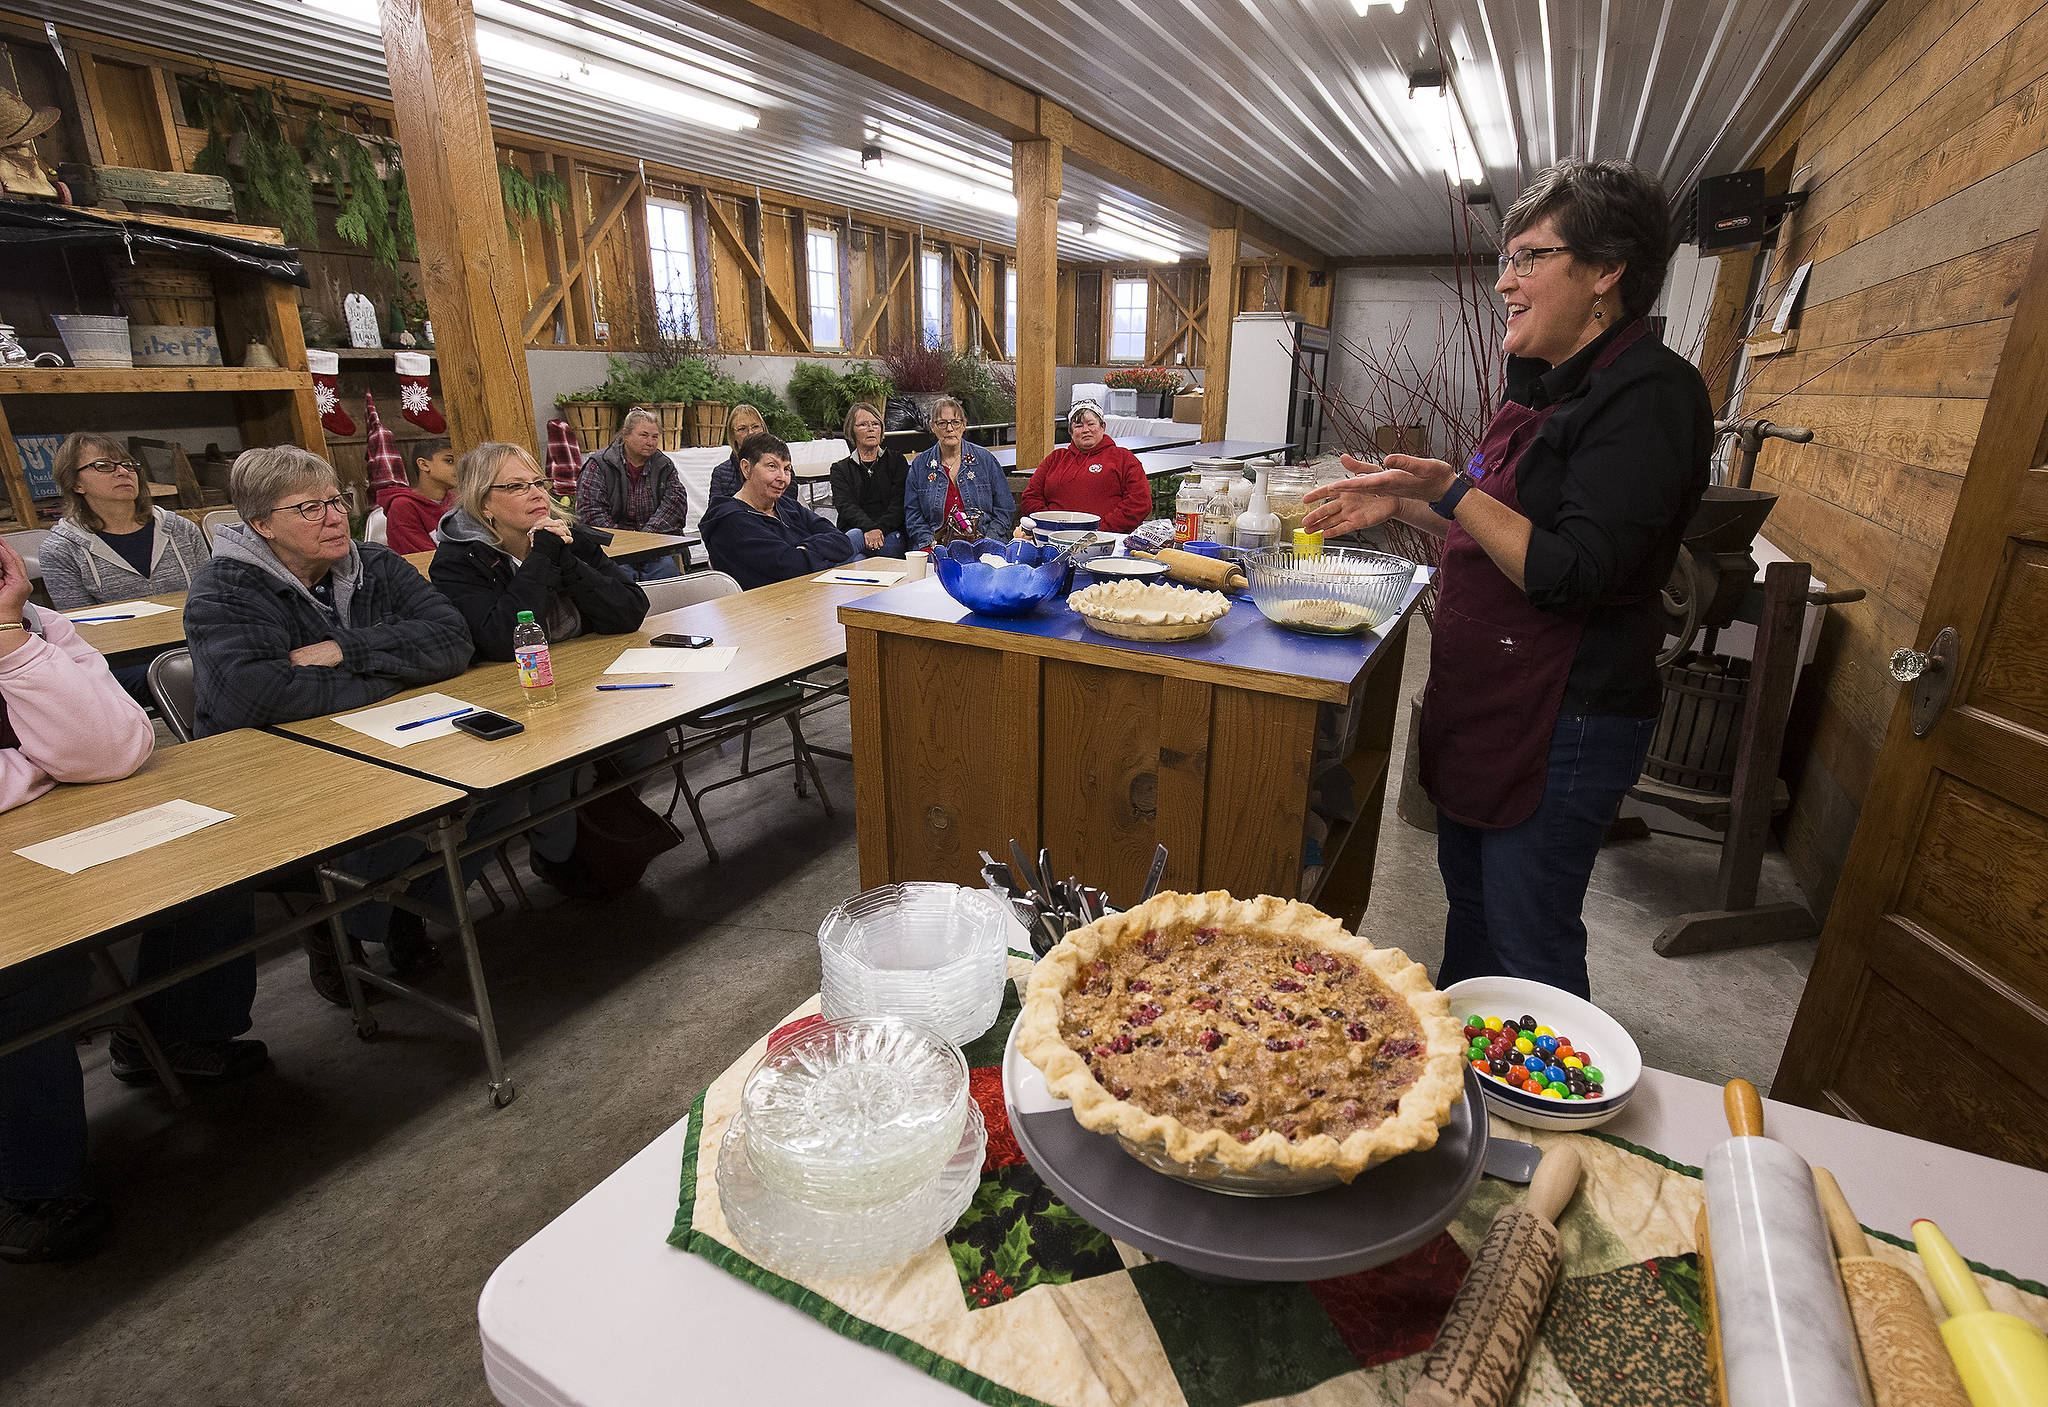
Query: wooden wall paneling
xmin=690 ymin=189 xmax=718 ymax=346
xmin=707 ymin=194 xmax=753 ymax=349
xmin=93 ymin=58 xmax=175 ymax=171
xmin=625 ymin=186 xmax=656 ymax=345
xmin=0 ymin=401 xmax=35 ymax=525
xmin=954 ymin=247 xmax=1001 ymax=356
xmin=72 ymin=51 xmax=122 ymax=167
xmin=559 ymin=156 xmax=596 ymax=344
xmin=761 ymin=203 xmax=801 ymax=352
xmin=873 ymin=633 xmax=1015 ymax=887
xmin=1074 ymin=270 xmax=1102 ymax=364
xmin=529 ymin=155 xmax=571 ymax=345
xmin=1201 ymin=685 xmax=1315 ymax=900
xmin=1155 ymin=676 xmax=1212 ymax=893
xmin=146 ymin=65 xmax=187 ymax=172
xmin=742 ymin=193 xmax=771 ymax=349
xmin=837 ymin=221 xmax=857 ymax=354
xmin=997 ymin=651 xmax=1043 ymax=866
xmin=846 ymin=625 xmax=890 ymax=891
xmin=1203 ymin=225 xmax=1242 ymax=441
xmin=848 ymin=231 xmax=910 ymax=355
xmin=59 ymin=42 xmax=109 ymax=167
xmin=1147 ymin=268 xmax=1206 ymax=367
xmin=1040 ymin=658 xmax=1162 ymax=902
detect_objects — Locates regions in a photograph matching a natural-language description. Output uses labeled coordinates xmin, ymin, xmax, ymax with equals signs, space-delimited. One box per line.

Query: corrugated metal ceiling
xmin=30 ymin=0 xmax=1876 ymax=260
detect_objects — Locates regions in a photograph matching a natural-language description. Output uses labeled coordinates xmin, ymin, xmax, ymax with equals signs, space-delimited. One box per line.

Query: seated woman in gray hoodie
xmin=184 ymin=446 xmax=480 ymax=1004
xmin=573 ymin=408 xmax=687 ymax=582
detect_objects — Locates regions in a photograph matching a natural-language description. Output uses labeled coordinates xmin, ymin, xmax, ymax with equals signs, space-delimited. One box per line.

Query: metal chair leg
xmin=666 ymin=761 xmax=721 ymax=863
xmin=88 ymin=949 xmax=190 ymax=1110
xmin=477 ymin=870 xmax=506 ymax=919
xmin=494 ymin=843 xmax=532 ymax=912
xmin=788 ymin=714 xmax=835 ymax=817
xmin=316 ymin=870 xmax=378 ymax=1039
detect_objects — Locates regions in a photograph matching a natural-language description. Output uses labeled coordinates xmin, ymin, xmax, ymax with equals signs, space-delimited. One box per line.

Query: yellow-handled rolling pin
xmin=1913 ymin=1218 xmax=2048 ymax=1407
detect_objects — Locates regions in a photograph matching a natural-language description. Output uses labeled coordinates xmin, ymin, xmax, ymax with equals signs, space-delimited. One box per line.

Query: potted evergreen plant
xmin=557 ymin=384 xmax=621 ymax=452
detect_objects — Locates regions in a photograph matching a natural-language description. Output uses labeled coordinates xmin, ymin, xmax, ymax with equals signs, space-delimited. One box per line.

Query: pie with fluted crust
xmin=1016 ymin=891 xmax=1464 ymax=1179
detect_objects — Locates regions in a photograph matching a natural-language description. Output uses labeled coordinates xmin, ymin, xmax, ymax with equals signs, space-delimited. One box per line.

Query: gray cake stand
xmin=1003 ymin=1021 xmax=1488 ymax=1283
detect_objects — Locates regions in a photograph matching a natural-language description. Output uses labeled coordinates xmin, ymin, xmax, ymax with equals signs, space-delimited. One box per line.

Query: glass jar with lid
xmin=1263 ymin=465 xmax=1322 ymax=543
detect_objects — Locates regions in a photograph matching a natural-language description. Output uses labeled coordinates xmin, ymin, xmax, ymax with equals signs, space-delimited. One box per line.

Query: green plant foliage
xmin=841 ymin=361 xmax=894 ymax=411
xmin=785 ymin=362 xmax=845 ymax=430
xmin=1104 ymin=366 xmax=1187 ymax=395
xmin=714 ymin=377 xmax=810 ymax=442
xmin=945 ymin=350 xmax=1016 ymax=424
xmin=238 ymin=83 xmax=319 ymax=246
xmin=384 ymin=148 xmax=417 ymax=261
xmin=498 ymin=162 xmax=565 ymax=240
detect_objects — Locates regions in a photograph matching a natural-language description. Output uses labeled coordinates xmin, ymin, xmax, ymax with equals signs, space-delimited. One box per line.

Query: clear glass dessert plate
xmin=818 ymin=884 xmax=1011 ymax=1044
xmin=739 ymin=1016 xmax=968 ymax=1210
xmin=718 ymin=1103 xmax=987 ymax=1279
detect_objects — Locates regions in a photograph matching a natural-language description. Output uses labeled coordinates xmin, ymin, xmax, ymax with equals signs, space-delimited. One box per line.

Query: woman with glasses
xmin=905 ymin=395 xmax=1014 ymax=548
xmin=37 ymin=432 xmax=212 ymax=610
xmin=1303 ymin=158 xmax=1714 ymax=1001
xmin=828 ymin=401 xmax=908 ymax=557
xmin=708 ymin=403 xmax=793 ymax=506
xmin=430 ymin=442 xmax=648 ymax=662
xmin=185 ymin=445 xmax=475 ymax=1001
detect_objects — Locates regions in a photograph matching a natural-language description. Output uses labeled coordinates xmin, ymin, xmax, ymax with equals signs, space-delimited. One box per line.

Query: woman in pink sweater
xmin=0 ymin=535 xmax=266 ymax=1264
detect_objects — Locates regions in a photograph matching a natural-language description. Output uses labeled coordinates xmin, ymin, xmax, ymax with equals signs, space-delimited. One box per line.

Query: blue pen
xmin=835 ymin=575 xmax=884 ymax=584
xmin=597 ymin=682 xmax=673 ymax=691
xmin=71 ymin=614 xmax=137 ymax=623
xmin=397 ymin=706 xmax=475 ymax=731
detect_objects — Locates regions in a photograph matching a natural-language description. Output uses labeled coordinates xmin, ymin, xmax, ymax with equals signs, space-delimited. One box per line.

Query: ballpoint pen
xmin=70 ymin=614 xmax=137 ymax=623
xmin=397 ymin=707 xmax=476 ymax=730
xmin=596 ymin=682 xmax=673 ymax=690
xmin=835 ymin=575 xmax=884 ymax=584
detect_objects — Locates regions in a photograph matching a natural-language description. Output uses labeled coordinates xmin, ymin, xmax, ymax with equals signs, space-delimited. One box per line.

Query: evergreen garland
xmin=498 ymin=162 xmax=566 ymax=239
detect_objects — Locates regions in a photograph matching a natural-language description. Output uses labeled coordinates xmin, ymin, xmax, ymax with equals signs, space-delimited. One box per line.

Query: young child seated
xmin=382 ymin=438 xmax=456 ymax=554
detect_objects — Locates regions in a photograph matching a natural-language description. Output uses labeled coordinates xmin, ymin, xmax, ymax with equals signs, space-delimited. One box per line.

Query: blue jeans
xmin=1434 ymin=713 xmax=1658 ymax=1000
xmin=628 ymin=556 xmax=683 ymax=582
xmin=844 ymin=528 xmax=902 ymax=558
xmin=0 ymin=896 xmax=255 ymax=1199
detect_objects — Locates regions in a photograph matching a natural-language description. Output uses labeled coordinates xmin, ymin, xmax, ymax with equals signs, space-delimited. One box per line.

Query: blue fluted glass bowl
xmin=932 ymin=538 xmax=1071 ymax=616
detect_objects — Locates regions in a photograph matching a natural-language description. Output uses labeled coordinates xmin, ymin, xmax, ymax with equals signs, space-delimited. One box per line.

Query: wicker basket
xmin=647 ymin=401 xmax=690 ymax=452
xmin=53 ymin=314 xmax=134 ymax=368
xmin=560 ymin=400 xmax=621 ymax=452
xmin=113 ymin=264 xmax=218 ymax=329
xmin=688 ymin=399 xmax=728 ymax=448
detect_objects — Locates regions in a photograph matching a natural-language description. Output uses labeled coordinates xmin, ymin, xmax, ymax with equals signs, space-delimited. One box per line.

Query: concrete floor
xmin=0 ymin=622 xmax=1818 ymax=1406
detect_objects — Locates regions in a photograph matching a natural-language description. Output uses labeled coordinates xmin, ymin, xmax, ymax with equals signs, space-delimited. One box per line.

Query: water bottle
xmin=513 ymin=609 xmax=556 ymax=707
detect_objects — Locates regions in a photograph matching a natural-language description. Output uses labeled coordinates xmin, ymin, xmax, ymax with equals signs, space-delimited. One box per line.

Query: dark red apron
xmin=1420 ymin=321 xmax=1647 ymax=828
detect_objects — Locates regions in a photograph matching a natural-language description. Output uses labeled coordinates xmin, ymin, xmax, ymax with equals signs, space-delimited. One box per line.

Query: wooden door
xmin=1774 ymin=204 xmax=2048 ymax=1172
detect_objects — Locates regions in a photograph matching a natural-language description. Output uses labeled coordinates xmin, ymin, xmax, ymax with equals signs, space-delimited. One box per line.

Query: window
xmin=1006 ymin=266 xmax=1018 ymax=358
xmin=921 ymin=250 xmax=945 ymax=346
xmin=646 ymin=200 xmax=698 ymax=338
xmin=807 ymin=228 xmax=842 ymax=348
xmin=1109 ymin=278 xmax=1148 ymax=361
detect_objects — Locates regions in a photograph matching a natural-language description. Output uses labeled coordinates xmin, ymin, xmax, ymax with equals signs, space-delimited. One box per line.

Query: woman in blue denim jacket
xmin=904 ymin=396 xmax=1016 ymax=548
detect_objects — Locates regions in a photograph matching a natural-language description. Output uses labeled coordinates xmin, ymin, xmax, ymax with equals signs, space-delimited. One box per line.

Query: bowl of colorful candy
xmin=932 ymin=537 xmax=1071 ymax=617
xmin=1440 ymin=977 xmax=1641 ymax=1131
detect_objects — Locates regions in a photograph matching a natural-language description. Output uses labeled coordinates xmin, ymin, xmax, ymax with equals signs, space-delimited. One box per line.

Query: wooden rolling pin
xmin=1809 ymin=1169 xmax=1969 ymax=1407
xmin=1130 ymin=547 xmax=1247 ymax=591
xmin=1703 ymin=1078 xmax=1873 ymax=1406
xmin=1406 ymin=1143 xmax=1582 ymax=1407
xmin=1701 ymin=1204 xmax=1728 ymax=1407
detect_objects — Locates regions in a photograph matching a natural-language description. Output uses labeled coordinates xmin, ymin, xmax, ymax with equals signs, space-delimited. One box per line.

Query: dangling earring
xmin=1593 ymin=294 xmax=1605 ymax=322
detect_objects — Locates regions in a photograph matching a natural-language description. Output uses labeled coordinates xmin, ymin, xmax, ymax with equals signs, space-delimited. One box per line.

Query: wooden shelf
xmin=0 ymin=367 xmax=312 ymax=395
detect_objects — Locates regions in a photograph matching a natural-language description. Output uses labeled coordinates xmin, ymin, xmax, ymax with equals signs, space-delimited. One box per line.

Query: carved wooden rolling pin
xmin=1809 ymin=1168 xmax=1970 ymax=1407
xmin=1405 ymin=1143 xmax=1582 ymax=1407
xmin=1704 ymin=1079 xmax=1873 ymax=1407
xmin=1131 ymin=547 xmax=1248 ymax=592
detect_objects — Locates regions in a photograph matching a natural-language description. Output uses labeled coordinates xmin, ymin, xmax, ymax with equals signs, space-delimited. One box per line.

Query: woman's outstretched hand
xmin=1301 ymin=453 xmax=1459 ymax=534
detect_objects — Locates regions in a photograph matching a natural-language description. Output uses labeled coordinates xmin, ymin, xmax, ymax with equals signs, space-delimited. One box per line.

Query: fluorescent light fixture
xmin=303 ymin=0 xmax=379 ymax=24
xmin=1352 ymin=0 xmax=1405 ymax=12
xmin=856 ymin=148 xmax=1017 ymax=215
xmin=1094 ymin=206 xmax=1192 ymax=255
xmin=1407 ymin=69 xmax=1485 ymax=185
xmin=1073 ymin=221 xmax=1177 ymax=263
xmin=474 ymin=0 xmax=757 ymax=107
xmin=475 ymin=25 xmax=757 ymax=130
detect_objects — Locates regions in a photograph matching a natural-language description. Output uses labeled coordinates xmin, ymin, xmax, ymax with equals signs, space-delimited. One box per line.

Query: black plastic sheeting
xmin=0 ymin=202 xmax=308 ymax=287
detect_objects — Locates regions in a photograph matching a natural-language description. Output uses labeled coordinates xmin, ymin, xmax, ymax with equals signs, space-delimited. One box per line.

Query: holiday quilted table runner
xmin=668 ymin=961 xmax=2048 ymax=1407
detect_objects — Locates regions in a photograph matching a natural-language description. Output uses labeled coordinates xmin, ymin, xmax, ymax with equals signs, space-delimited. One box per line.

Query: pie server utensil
xmin=1482 ymin=1137 xmax=1542 ymax=1184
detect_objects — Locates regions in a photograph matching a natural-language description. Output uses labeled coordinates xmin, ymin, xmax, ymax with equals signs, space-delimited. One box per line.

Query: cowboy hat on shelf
xmin=0 ymin=90 xmax=61 ymax=149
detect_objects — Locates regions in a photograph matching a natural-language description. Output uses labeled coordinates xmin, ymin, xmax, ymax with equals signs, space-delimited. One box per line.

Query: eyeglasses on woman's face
xmin=933 ymin=416 xmax=965 ymax=429
xmin=79 ymin=458 xmax=141 ymax=475
xmin=1497 ymin=245 xmax=1572 ymax=278
xmin=265 ymin=492 xmax=354 ymax=523
xmin=490 ymin=478 xmax=552 ymax=497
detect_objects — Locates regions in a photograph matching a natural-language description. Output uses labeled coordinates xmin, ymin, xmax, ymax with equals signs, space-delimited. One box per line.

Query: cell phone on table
xmin=651 ymin=633 xmax=714 ymax=648
xmin=453 ymin=710 xmax=525 ymax=740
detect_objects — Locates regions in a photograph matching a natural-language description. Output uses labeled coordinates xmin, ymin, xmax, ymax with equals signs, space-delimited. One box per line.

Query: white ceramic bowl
xmin=1440 ymin=976 xmax=1641 ymax=1131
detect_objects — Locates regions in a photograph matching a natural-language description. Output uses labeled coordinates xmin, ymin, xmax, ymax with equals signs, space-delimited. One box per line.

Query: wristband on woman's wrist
xmin=1431 ymin=470 xmax=1477 ymax=520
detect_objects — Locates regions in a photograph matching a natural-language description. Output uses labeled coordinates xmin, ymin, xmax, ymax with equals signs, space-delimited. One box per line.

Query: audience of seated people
xmin=828 ymin=401 xmax=907 ymax=559
xmin=182 ymin=445 xmax=480 ymax=1003
xmin=699 ymin=432 xmax=870 ymax=589
xmin=380 ymin=437 xmax=457 ymax=555
xmin=574 ymin=407 xmax=687 ymax=582
xmin=1017 ymin=401 xmax=1151 ymax=534
xmin=430 ymin=441 xmax=654 ymax=897
xmin=0 ymin=533 xmax=263 ymax=1265
xmin=905 ymin=395 xmax=1015 ymax=548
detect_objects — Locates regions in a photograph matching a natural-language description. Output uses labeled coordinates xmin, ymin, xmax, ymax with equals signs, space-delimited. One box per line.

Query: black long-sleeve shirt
xmin=1502 ymin=321 xmax=1713 ymax=716
xmin=828 ymin=449 xmax=910 ymax=535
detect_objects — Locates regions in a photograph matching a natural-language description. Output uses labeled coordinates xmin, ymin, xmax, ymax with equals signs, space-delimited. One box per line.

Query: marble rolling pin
xmin=1132 ymin=547 xmax=1248 ymax=591
xmin=1810 ymin=1169 xmax=1970 ymax=1407
xmin=1405 ymin=1143 xmax=1582 ymax=1407
xmin=1703 ymin=1079 xmax=1873 ymax=1407
xmin=1913 ymin=1218 xmax=2048 ymax=1407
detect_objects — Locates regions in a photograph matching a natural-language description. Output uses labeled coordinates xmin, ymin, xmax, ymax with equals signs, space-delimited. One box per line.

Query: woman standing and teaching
xmin=1304 ymin=159 xmax=1713 ymax=1000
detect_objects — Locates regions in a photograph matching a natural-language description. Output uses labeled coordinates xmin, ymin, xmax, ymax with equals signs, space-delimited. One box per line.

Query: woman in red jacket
xmin=1018 ymin=402 xmax=1152 ymax=533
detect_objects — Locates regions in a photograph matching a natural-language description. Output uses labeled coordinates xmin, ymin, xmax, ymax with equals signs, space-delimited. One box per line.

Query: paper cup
xmin=905 ymin=551 xmax=929 ymax=581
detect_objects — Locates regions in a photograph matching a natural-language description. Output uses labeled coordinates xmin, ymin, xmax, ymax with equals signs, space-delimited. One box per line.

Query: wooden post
xmin=1202 ymin=223 xmax=1241 ymax=442
xmin=375 ymin=0 xmax=537 ymax=457
xmin=1013 ymin=135 xmax=1060 ymax=473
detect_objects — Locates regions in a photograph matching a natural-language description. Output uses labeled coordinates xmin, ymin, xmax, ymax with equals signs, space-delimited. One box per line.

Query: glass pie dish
xmin=819 ymin=883 xmax=1013 ymax=1044
xmin=718 ymin=1102 xmax=987 ymax=1278
xmin=739 ymin=1016 xmax=969 ymax=1211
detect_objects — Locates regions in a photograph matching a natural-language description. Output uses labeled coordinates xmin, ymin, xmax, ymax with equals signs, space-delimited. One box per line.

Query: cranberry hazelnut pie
xmin=1016 ymin=891 xmax=1464 ymax=1179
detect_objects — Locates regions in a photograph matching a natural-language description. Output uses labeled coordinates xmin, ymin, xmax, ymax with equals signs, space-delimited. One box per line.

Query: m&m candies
xmin=1460 ymin=1013 xmax=1607 ymax=1099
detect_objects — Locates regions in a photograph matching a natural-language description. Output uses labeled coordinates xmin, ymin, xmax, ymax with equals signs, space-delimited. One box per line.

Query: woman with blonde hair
xmin=37 ymin=431 xmax=210 ymax=609
xmin=709 ymin=401 xmax=792 ymax=504
xmin=431 ymin=441 xmax=648 ymax=661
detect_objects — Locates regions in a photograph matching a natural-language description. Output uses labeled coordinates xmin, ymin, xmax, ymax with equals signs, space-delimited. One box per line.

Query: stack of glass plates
xmin=819 ymin=884 xmax=1012 ymax=1044
xmin=739 ymin=1016 xmax=969 ymax=1210
xmin=718 ymin=1103 xmax=987 ymax=1279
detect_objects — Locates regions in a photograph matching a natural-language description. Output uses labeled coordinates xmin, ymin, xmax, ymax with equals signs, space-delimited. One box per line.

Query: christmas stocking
xmin=307 ymin=349 xmax=355 ymax=436
xmin=393 ymin=351 xmax=446 ymax=434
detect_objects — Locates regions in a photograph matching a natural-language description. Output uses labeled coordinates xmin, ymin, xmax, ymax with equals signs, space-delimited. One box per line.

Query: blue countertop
xmin=839 ymin=568 xmax=1428 ymax=701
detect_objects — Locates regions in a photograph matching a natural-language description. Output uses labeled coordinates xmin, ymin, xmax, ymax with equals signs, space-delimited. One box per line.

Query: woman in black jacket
xmin=431 ymin=442 xmax=649 ymax=660
xmin=430 ymin=442 xmax=653 ymax=897
xmin=827 ymin=400 xmax=908 ymax=556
